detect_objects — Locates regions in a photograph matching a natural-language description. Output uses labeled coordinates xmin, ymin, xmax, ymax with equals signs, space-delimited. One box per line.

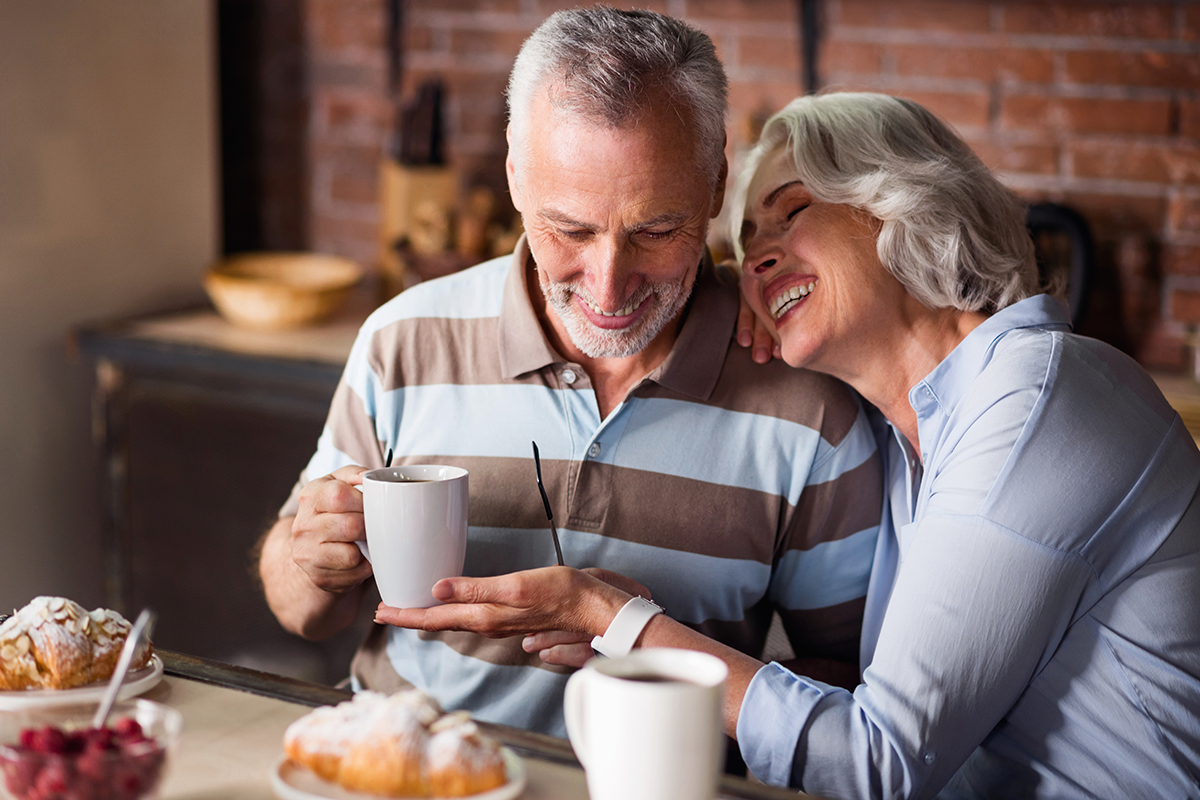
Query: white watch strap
xmin=590 ymin=596 xmax=663 ymax=658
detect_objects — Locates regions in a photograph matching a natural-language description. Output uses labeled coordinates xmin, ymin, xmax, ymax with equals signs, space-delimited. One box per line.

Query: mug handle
xmin=563 ymin=669 xmax=592 ymax=770
xmin=352 ymin=484 xmax=371 ymax=562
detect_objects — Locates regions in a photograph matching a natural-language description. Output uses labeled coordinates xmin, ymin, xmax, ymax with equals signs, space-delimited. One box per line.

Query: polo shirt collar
xmin=497 ymin=236 xmax=559 ymax=379
xmin=909 ymin=294 xmax=1073 ymax=428
xmin=496 ymin=235 xmax=736 ymax=402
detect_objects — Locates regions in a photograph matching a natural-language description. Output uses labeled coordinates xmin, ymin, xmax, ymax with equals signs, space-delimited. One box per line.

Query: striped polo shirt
xmin=281 ymin=237 xmax=882 ymax=737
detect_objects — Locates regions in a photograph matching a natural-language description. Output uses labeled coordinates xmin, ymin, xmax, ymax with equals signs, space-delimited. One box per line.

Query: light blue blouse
xmin=738 ymin=295 xmax=1200 ymax=798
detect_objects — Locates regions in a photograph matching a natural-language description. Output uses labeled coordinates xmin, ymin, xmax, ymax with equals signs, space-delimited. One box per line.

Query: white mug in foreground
xmin=564 ymin=648 xmax=727 ymax=800
xmin=358 ymin=465 xmax=468 ymax=609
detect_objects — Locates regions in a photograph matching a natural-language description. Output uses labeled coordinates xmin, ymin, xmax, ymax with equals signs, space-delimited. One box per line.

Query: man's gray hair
xmin=731 ymin=92 xmax=1041 ymax=313
xmin=506 ymin=5 xmax=728 ymax=189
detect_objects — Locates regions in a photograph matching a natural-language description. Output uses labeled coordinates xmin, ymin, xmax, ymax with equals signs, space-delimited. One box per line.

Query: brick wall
xmin=294 ymin=0 xmax=1200 ymax=370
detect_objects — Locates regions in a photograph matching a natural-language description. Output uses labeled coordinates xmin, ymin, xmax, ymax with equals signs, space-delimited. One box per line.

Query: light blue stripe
xmin=384 ymin=629 xmax=571 ymax=737
xmin=612 ymin=397 xmax=820 ymax=497
xmin=464 ymin=526 xmax=772 ymax=625
xmin=370 ymin=384 xmax=873 ymax=497
xmin=304 ymin=428 xmax=359 ymax=481
xmin=771 ymin=525 xmax=880 ymax=610
xmin=383 ymin=384 xmax=585 ymax=460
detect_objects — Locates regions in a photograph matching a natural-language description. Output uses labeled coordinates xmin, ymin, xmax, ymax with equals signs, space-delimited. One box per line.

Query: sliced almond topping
xmin=49 ymin=597 xmax=65 ymax=612
xmin=15 ymin=635 xmax=30 ymax=656
xmin=0 ymin=644 xmax=15 ymax=661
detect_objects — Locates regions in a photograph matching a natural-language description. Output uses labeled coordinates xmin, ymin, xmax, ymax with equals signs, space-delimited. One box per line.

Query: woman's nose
xmin=742 ymin=241 xmax=779 ymax=276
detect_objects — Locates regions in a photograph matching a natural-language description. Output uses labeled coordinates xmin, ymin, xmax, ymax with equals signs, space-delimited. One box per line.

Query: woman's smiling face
xmin=739 ymin=146 xmax=908 ymax=375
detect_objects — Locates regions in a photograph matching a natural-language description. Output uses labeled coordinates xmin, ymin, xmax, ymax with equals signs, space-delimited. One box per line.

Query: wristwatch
xmin=590 ymin=596 xmax=664 ymax=658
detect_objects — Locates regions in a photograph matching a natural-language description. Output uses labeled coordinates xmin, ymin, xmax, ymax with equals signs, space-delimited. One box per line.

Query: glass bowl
xmin=0 ymin=699 xmax=181 ymax=800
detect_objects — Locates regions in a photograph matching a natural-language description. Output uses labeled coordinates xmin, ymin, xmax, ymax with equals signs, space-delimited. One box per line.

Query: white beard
xmin=541 ymin=266 xmax=697 ymax=359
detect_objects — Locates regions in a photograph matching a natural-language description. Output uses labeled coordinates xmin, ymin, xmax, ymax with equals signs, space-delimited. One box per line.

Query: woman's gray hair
xmin=730 ymin=92 xmax=1042 ymax=313
xmin=506 ymin=5 xmax=728 ymax=190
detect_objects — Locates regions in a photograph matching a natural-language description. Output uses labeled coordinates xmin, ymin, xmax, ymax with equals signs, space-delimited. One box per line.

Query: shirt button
xmin=923 ymin=752 xmax=935 ymax=765
xmin=588 ymin=442 xmax=601 ymax=458
xmin=561 ymin=369 xmax=577 ymax=385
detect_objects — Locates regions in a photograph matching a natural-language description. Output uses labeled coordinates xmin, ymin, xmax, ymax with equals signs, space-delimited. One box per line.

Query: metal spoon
xmin=92 ymin=608 xmax=156 ymax=729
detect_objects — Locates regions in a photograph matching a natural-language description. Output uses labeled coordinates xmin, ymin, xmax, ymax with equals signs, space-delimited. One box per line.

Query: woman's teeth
xmin=769 ymin=281 xmax=816 ymax=319
xmin=584 ymin=297 xmax=639 ymax=317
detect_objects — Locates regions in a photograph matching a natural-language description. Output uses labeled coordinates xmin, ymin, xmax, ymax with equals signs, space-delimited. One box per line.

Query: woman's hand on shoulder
xmin=720 ymin=259 xmax=781 ymax=364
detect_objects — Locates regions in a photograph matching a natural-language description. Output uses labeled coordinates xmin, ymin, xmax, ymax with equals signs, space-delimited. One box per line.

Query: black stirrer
xmin=531 ymin=442 xmax=565 ymax=566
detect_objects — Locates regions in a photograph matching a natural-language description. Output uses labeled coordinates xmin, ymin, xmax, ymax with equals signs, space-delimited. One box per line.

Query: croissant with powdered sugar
xmin=0 ymin=596 xmax=152 ymax=691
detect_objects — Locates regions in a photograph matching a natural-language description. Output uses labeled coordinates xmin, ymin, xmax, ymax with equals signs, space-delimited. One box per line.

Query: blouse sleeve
xmin=740 ymin=512 xmax=1092 ymax=797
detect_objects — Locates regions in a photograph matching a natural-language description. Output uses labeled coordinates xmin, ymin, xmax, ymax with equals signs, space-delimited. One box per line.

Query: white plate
xmin=0 ymin=654 xmax=164 ymax=711
xmin=271 ymin=747 xmax=526 ymax=800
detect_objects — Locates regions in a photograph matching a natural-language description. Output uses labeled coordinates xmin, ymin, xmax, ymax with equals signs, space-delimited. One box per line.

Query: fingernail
xmin=523 ymin=636 xmax=535 ymax=651
xmin=754 ymin=347 xmax=768 ymax=363
xmin=737 ymin=331 xmax=751 ymax=347
xmin=432 ymin=581 xmax=454 ymax=601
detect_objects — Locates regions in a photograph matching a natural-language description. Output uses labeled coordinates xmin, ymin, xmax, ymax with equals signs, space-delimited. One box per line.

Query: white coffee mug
xmin=564 ymin=648 xmax=727 ymax=800
xmin=357 ymin=465 xmax=468 ymax=609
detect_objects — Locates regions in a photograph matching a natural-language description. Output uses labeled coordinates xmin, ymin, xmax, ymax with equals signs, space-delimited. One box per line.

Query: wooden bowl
xmin=203 ymin=252 xmax=364 ymax=330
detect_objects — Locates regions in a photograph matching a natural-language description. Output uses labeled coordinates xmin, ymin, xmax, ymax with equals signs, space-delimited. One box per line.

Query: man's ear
xmin=709 ymin=154 xmax=729 ymax=220
xmin=505 ymin=125 xmax=524 ymax=213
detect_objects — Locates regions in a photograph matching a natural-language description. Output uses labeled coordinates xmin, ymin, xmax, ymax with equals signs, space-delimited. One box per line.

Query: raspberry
xmin=2 ymin=755 xmax=39 ymax=795
xmin=111 ymin=718 xmax=143 ymax=741
xmin=82 ymin=727 xmax=114 ymax=752
xmin=33 ymin=759 xmax=69 ymax=794
xmin=32 ymin=726 xmax=68 ymax=756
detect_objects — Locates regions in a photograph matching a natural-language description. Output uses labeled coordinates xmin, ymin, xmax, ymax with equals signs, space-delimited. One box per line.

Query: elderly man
xmin=258 ymin=5 xmax=880 ymax=739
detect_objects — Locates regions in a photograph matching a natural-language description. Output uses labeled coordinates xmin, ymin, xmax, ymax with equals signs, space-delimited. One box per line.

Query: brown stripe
xmin=415 ymin=630 xmax=574 ymax=674
xmin=350 ymin=623 xmax=417 ymax=693
xmin=788 ymin=452 xmax=883 ymax=553
xmin=689 ymin=596 xmax=775 ymax=657
xmin=327 ymin=381 xmax=388 ymax=467
xmin=380 ymin=455 xmax=552 ymax=532
xmin=569 ymin=463 xmax=780 ymax=563
xmin=368 ymin=316 xmax=557 ymax=392
xmin=360 ymin=454 xmax=777 ymax=563
xmin=374 ymin=454 xmax=877 ymax=561
xmin=776 ymin=596 xmax=865 ymax=663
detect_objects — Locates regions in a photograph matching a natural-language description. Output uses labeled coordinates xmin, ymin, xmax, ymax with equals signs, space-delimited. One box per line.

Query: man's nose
xmin=587 ymin=238 xmax=636 ymax=309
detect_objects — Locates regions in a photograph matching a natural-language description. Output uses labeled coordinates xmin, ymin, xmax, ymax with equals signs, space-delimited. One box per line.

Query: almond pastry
xmin=0 ymin=597 xmax=153 ymax=691
xmin=283 ymin=689 xmax=508 ymax=797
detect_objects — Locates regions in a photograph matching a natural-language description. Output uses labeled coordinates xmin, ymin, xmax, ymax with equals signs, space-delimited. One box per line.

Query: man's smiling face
xmin=508 ymin=86 xmax=725 ymax=361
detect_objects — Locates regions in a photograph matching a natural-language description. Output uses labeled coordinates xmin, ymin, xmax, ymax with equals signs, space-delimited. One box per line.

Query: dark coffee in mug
xmin=618 ymin=673 xmax=696 ymax=685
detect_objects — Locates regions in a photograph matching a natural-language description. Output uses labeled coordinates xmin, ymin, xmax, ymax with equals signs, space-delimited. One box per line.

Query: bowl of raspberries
xmin=0 ymin=700 xmax=181 ymax=800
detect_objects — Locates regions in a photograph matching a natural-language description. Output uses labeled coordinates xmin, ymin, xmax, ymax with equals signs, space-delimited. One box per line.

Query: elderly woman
xmin=378 ymin=93 xmax=1200 ymax=799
